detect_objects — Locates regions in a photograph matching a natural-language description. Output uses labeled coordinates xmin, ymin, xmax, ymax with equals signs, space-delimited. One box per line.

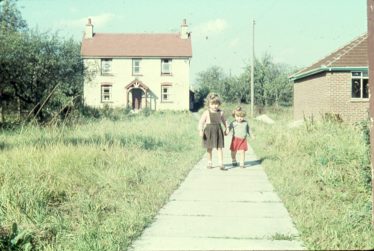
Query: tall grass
xmin=0 ymin=111 xmax=203 ymax=250
xmin=248 ymin=107 xmax=373 ymax=250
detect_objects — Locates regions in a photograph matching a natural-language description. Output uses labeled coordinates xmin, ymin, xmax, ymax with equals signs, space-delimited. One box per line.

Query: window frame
xmin=161 ymin=59 xmax=172 ymax=75
xmin=161 ymin=83 xmax=173 ymax=103
xmin=101 ymin=84 xmax=113 ymax=103
xmin=101 ymin=58 xmax=113 ymax=75
xmin=351 ymin=71 xmax=369 ymax=100
xmin=132 ymin=58 xmax=142 ymax=75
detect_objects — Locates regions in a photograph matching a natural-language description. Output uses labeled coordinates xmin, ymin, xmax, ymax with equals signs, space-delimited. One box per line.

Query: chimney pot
xmin=85 ymin=18 xmax=93 ymax=39
xmin=180 ymin=18 xmax=189 ymax=39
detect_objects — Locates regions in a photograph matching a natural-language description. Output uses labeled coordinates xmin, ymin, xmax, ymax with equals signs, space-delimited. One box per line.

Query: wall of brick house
xmin=294 ymin=71 xmax=369 ymax=123
xmin=328 ymin=72 xmax=369 ymax=123
xmin=294 ymin=72 xmax=331 ymax=120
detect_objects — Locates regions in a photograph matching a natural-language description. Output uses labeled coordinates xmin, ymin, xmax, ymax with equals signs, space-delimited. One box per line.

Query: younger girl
xmin=227 ymin=106 xmax=254 ymax=168
xmin=198 ymin=93 xmax=228 ymax=170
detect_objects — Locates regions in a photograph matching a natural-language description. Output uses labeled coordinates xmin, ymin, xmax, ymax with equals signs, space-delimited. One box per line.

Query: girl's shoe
xmin=240 ymin=165 xmax=245 ymax=168
xmin=207 ymin=162 xmax=213 ymax=169
xmin=232 ymin=161 xmax=238 ymax=167
xmin=220 ymin=165 xmax=227 ymax=171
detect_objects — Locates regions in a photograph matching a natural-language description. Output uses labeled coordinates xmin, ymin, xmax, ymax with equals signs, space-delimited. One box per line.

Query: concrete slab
xmin=130 ymin=132 xmax=305 ymax=250
xmin=132 ymin=237 xmax=304 ymax=251
xmin=169 ymin=189 xmax=282 ymax=202
xmin=159 ymin=200 xmax=291 ymax=218
xmin=139 ymin=215 xmax=299 ymax=239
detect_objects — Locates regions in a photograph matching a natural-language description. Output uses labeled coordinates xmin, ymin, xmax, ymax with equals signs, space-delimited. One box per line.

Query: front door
xmin=132 ymin=89 xmax=143 ymax=110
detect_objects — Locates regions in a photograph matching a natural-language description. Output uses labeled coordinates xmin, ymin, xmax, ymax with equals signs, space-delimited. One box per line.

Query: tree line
xmin=0 ymin=0 xmax=84 ymax=124
xmin=193 ymin=53 xmax=296 ymax=110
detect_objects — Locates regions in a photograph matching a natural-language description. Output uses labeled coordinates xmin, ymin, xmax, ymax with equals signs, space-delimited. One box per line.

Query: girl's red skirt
xmin=230 ymin=137 xmax=248 ymax=151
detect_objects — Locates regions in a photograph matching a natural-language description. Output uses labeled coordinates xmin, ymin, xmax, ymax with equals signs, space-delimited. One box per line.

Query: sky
xmin=17 ymin=0 xmax=368 ymax=84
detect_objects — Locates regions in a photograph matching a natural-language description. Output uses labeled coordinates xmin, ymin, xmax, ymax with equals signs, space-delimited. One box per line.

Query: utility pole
xmin=366 ymin=0 xmax=374 ymax=227
xmin=251 ymin=19 xmax=255 ymax=117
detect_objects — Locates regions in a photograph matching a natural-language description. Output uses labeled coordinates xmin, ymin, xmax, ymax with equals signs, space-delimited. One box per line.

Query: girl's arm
xmin=221 ymin=111 xmax=230 ymax=135
xmin=198 ymin=111 xmax=208 ymax=136
xmin=221 ymin=111 xmax=229 ymax=129
xmin=226 ymin=121 xmax=233 ymax=135
xmin=247 ymin=122 xmax=255 ymax=139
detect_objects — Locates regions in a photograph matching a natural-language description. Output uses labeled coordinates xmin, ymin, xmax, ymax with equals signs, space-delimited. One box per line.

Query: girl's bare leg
xmin=231 ymin=151 xmax=237 ymax=165
xmin=217 ymin=148 xmax=223 ymax=165
xmin=217 ymin=148 xmax=225 ymax=169
xmin=207 ymin=148 xmax=212 ymax=168
xmin=238 ymin=150 xmax=245 ymax=167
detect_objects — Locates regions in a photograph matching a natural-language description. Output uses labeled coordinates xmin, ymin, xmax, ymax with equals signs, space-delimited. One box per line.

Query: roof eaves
xmin=289 ymin=67 xmax=326 ymax=81
xmin=289 ymin=66 xmax=368 ymax=81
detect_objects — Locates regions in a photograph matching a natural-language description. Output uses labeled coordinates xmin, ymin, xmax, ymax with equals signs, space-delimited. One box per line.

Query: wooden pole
xmin=251 ymin=19 xmax=255 ymax=117
xmin=367 ymin=0 xmax=374 ymax=227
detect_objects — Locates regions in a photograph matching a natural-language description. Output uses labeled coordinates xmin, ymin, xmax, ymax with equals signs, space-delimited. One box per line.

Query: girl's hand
xmin=199 ymin=131 xmax=204 ymax=137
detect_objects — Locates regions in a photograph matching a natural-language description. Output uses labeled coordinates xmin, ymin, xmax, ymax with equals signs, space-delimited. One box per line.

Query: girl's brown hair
xmin=204 ymin=92 xmax=222 ymax=108
xmin=232 ymin=106 xmax=246 ymax=118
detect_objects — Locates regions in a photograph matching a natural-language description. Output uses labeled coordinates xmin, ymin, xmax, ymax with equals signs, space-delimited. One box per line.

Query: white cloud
xmin=194 ymin=18 xmax=228 ymax=36
xmin=58 ymin=13 xmax=115 ymax=29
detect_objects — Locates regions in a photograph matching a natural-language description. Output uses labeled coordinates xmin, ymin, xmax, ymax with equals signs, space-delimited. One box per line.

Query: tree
xmin=193 ymin=66 xmax=226 ymax=107
xmin=0 ymin=0 xmax=27 ymax=33
xmin=1 ymin=31 xmax=84 ymax=122
xmin=242 ymin=53 xmax=293 ymax=107
xmin=193 ymin=53 xmax=294 ymax=109
xmin=0 ymin=0 xmax=27 ymax=123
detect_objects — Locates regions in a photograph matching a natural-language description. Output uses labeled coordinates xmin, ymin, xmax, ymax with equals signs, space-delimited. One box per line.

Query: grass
xmin=242 ymin=105 xmax=374 ymax=250
xmin=270 ymin=233 xmax=296 ymax=241
xmin=0 ymin=111 xmax=204 ymax=250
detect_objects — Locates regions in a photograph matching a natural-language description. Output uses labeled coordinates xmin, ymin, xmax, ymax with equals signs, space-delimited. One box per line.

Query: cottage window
xmin=101 ymin=59 xmax=112 ymax=75
xmin=132 ymin=59 xmax=141 ymax=75
xmin=161 ymin=84 xmax=172 ymax=102
xmin=101 ymin=85 xmax=112 ymax=102
xmin=161 ymin=59 xmax=172 ymax=75
xmin=351 ymin=71 xmax=369 ymax=99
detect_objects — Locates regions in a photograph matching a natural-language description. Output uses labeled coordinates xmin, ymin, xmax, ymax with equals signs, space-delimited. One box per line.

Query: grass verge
xmin=0 ymin=111 xmax=203 ymax=250
xmin=247 ymin=107 xmax=373 ymax=250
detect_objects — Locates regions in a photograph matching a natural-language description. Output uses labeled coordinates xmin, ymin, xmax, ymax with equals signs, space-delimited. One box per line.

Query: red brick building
xmin=289 ymin=34 xmax=369 ymax=123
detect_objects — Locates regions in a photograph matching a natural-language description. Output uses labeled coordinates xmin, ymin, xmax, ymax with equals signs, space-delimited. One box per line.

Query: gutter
xmin=289 ymin=66 xmax=368 ymax=82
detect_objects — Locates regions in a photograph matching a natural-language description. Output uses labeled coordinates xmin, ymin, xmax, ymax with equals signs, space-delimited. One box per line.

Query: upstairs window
xmin=101 ymin=85 xmax=112 ymax=102
xmin=351 ymin=71 xmax=369 ymax=99
xmin=161 ymin=59 xmax=172 ymax=75
xmin=101 ymin=59 xmax=112 ymax=75
xmin=132 ymin=58 xmax=141 ymax=75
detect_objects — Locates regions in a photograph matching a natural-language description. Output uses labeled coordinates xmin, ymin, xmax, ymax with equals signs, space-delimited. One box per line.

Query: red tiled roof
xmin=290 ymin=33 xmax=368 ymax=80
xmin=81 ymin=33 xmax=192 ymax=57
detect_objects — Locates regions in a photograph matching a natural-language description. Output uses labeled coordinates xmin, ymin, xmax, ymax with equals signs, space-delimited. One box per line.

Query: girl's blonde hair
xmin=204 ymin=92 xmax=222 ymax=108
xmin=232 ymin=106 xmax=246 ymax=118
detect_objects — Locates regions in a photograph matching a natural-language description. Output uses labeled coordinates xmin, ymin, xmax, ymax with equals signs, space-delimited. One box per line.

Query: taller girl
xmin=198 ymin=93 xmax=228 ymax=170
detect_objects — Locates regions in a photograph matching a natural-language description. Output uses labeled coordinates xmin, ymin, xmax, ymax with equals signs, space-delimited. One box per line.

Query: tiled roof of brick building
xmin=290 ymin=33 xmax=368 ymax=81
xmin=81 ymin=33 xmax=192 ymax=57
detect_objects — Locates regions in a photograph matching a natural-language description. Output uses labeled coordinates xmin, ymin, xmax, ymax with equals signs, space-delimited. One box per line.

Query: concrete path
xmin=130 ymin=135 xmax=305 ymax=250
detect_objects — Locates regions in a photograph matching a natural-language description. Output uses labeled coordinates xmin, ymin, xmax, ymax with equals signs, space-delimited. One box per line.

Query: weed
xmin=270 ymin=233 xmax=295 ymax=241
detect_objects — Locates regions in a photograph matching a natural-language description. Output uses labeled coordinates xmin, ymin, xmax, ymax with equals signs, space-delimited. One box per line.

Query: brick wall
xmin=329 ymin=72 xmax=369 ymax=123
xmin=293 ymin=71 xmax=369 ymax=123
xmin=294 ymin=72 xmax=331 ymax=120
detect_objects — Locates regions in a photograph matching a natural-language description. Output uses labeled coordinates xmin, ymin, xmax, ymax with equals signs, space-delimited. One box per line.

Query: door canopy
xmin=126 ymin=79 xmax=149 ymax=92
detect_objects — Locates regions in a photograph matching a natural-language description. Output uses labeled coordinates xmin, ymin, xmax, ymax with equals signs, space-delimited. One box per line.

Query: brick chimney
xmin=85 ymin=18 xmax=93 ymax=39
xmin=180 ymin=19 xmax=189 ymax=39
